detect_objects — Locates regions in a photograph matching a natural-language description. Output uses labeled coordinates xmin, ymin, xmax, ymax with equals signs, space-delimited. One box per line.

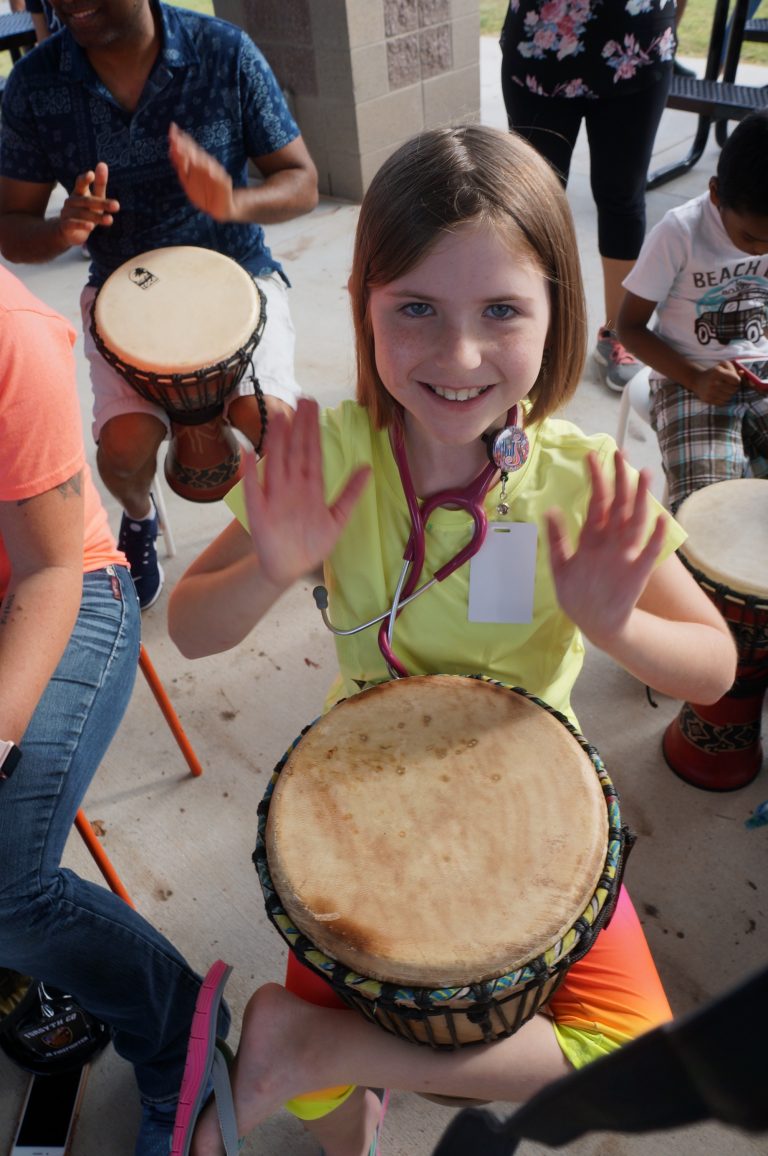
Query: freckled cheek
xmin=373 ymin=324 xmax=426 ymax=391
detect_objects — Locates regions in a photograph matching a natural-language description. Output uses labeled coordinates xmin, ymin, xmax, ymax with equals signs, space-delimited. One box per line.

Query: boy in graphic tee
xmin=618 ymin=110 xmax=768 ymax=511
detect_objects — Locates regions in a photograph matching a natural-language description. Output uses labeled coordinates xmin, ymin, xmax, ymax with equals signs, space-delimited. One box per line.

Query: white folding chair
xmin=152 ymin=469 xmax=176 ymax=558
xmin=615 ymin=368 xmax=669 ymax=506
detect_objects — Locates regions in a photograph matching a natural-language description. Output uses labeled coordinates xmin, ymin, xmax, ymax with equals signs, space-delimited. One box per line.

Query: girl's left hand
xmin=545 ymin=450 xmax=667 ymax=648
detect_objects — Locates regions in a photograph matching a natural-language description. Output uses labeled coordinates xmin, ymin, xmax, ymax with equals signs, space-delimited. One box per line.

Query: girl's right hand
xmin=243 ymin=397 xmax=370 ymax=588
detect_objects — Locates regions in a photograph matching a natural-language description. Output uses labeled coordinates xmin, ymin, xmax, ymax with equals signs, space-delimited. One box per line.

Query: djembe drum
xmin=91 ymin=246 xmax=267 ymax=502
xmin=254 ymin=675 xmax=630 ymax=1049
xmin=663 ymin=478 xmax=768 ymax=791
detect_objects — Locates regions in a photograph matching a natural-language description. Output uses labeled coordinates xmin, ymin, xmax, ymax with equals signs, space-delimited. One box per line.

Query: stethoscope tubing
xmin=313 ymin=567 xmax=437 ymax=636
xmin=315 ymin=408 xmax=522 ymax=676
xmin=316 ymin=437 xmax=496 ymax=677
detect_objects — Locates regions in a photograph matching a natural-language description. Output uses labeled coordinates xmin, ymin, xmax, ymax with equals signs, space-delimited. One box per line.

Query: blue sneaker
xmin=135 ymin=1097 xmax=176 ymax=1156
xmin=118 ymin=506 xmax=164 ymax=611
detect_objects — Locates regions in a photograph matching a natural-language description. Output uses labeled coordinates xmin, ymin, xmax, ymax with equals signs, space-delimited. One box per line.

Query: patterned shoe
xmin=118 ymin=505 xmax=164 ymax=610
xmin=135 ymin=1097 xmax=177 ymax=1156
xmin=594 ymin=328 xmax=644 ymax=393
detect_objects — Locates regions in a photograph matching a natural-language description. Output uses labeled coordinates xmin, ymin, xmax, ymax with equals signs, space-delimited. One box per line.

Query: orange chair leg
xmin=138 ymin=645 xmax=203 ymax=777
xmin=74 ymin=809 xmax=135 ymax=908
xmin=73 ymin=649 xmax=202 ymax=906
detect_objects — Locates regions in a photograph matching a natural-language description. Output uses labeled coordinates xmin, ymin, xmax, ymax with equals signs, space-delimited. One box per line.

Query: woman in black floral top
xmin=501 ymin=0 xmax=676 ymax=393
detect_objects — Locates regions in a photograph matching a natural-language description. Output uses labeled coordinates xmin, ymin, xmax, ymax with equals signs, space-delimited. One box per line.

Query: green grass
xmin=480 ymin=0 xmax=768 ymax=65
xmin=0 ymin=0 xmax=215 ymax=77
xmin=4 ymin=0 xmax=766 ymax=80
xmin=170 ymin=0 xmax=214 ymax=15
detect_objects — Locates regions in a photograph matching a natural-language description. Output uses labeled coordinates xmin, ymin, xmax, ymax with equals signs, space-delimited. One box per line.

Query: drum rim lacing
xmin=89 ymin=284 xmax=268 ymax=427
xmin=252 ymin=676 xmax=633 ymax=1048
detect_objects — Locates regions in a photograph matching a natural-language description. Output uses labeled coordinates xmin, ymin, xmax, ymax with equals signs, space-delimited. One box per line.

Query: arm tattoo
xmin=57 ymin=472 xmax=83 ymax=498
xmin=0 ymin=594 xmax=15 ymax=627
xmin=16 ymin=470 xmax=83 ymax=506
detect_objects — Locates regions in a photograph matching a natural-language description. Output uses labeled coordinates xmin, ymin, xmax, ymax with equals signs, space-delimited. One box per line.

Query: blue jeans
xmin=0 ymin=565 xmax=228 ymax=1102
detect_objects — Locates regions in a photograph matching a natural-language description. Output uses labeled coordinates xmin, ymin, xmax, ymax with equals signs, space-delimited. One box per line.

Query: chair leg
xmin=152 ymin=470 xmax=177 ymax=559
xmin=615 ymin=377 xmax=632 ymax=450
xmin=73 ymin=647 xmax=203 ymax=908
xmin=74 ymin=809 xmax=135 ymax=907
xmin=139 ymin=645 xmax=204 ymax=777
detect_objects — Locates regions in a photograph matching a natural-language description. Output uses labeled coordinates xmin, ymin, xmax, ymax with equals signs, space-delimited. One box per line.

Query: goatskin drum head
xmin=265 ymin=675 xmax=608 ymax=988
xmin=93 ymin=246 xmax=261 ymax=374
xmin=676 ymin=478 xmax=768 ymax=598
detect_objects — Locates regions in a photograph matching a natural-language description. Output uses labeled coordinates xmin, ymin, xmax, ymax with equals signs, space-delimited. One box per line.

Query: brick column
xmin=214 ymin=0 xmax=480 ymax=201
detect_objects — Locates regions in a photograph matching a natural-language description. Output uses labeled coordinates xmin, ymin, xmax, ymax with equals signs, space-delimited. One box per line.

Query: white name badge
xmin=468 ymin=522 xmax=537 ymax=624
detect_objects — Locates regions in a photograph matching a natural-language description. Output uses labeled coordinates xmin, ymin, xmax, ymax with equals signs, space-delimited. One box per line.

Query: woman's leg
xmin=585 ymin=74 xmax=672 ymax=325
xmin=0 ymin=566 xmax=228 ymax=1102
xmin=499 ymin=82 xmax=583 ymax=187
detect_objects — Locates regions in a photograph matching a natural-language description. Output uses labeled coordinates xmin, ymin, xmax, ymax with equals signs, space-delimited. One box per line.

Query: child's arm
xmin=546 ymin=451 xmax=736 ymax=705
xmin=618 ymin=290 xmax=742 ymax=406
xmin=168 ymin=400 xmax=370 ymax=659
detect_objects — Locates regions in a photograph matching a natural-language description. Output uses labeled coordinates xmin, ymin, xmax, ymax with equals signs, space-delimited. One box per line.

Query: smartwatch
xmin=0 ymin=740 xmax=22 ymax=781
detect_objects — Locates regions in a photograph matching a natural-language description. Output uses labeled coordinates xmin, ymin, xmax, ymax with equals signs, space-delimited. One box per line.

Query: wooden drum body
xmin=663 ymin=479 xmax=768 ymax=791
xmin=254 ymin=675 xmax=630 ymax=1049
xmin=91 ymin=246 xmax=266 ymax=502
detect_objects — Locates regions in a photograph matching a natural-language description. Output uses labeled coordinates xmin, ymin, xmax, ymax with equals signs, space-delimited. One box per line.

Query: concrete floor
xmin=1 ymin=37 xmax=767 ymax=1156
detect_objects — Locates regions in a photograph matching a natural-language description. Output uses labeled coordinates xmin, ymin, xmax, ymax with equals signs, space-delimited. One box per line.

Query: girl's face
xmin=368 ymin=220 xmax=551 ymax=449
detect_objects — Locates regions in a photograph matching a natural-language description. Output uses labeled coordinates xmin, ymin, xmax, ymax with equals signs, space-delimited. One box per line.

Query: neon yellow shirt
xmin=227 ymin=401 xmax=684 ymax=729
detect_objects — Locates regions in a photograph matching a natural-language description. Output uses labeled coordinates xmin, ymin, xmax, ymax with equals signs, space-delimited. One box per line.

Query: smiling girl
xmin=168 ymin=126 xmax=736 ymax=1156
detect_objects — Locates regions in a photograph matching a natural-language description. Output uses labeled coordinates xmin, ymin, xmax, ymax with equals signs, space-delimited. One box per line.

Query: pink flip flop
xmin=171 ymin=960 xmax=240 ymax=1156
xmin=319 ymin=1088 xmax=390 ymax=1156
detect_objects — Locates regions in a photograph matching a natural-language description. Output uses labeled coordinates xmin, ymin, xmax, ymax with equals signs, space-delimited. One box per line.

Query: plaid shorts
xmin=650 ymin=379 xmax=768 ymax=512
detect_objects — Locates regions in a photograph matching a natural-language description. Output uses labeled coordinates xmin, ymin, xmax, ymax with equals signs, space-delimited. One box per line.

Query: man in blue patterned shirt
xmin=0 ymin=0 xmax=318 ymax=611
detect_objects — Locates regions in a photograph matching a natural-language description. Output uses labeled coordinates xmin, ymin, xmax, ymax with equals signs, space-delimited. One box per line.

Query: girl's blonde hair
xmin=350 ymin=124 xmax=587 ymax=429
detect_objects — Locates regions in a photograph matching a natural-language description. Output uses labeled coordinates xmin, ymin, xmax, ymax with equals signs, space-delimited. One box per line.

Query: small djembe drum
xmin=91 ymin=246 xmax=266 ymax=502
xmin=254 ymin=675 xmax=630 ymax=1049
xmin=663 ymin=478 xmax=768 ymax=790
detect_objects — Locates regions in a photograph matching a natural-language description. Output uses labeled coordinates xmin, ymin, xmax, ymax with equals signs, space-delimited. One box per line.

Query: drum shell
xmin=89 ymin=251 xmax=268 ymax=501
xmin=326 ymin=964 xmax=567 ymax=1048
xmin=663 ymin=557 xmax=768 ymax=790
xmin=164 ymin=418 xmax=244 ymax=502
xmin=254 ymin=677 xmax=631 ymax=1049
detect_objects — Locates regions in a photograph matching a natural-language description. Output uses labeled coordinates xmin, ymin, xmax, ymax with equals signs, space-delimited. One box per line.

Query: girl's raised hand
xmin=545 ymin=450 xmax=667 ymax=648
xmin=243 ymin=397 xmax=370 ymax=588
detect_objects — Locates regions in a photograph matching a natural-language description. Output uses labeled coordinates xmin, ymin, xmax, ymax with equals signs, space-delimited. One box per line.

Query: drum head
xmin=676 ymin=478 xmax=768 ymax=599
xmin=93 ymin=246 xmax=262 ymax=374
xmin=265 ymin=676 xmax=608 ymax=988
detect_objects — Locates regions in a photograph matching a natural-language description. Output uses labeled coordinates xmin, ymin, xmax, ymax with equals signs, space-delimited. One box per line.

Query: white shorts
xmin=82 ymin=271 xmax=299 ymax=441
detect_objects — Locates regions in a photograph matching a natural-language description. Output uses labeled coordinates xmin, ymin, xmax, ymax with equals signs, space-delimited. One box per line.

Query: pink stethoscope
xmin=313 ymin=405 xmax=530 ymax=678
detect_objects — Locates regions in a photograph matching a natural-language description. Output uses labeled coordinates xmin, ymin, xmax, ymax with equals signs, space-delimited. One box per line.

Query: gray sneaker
xmin=594 ymin=328 xmax=644 ymax=392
